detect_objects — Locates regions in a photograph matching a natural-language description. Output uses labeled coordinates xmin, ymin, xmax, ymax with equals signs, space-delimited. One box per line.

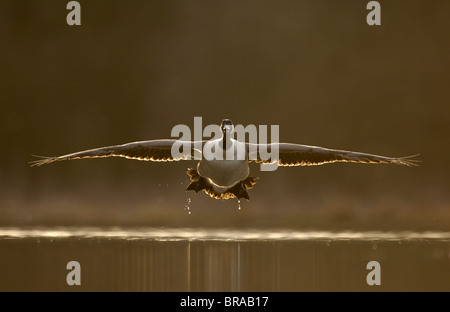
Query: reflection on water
xmin=0 ymin=227 xmax=449 ymax=291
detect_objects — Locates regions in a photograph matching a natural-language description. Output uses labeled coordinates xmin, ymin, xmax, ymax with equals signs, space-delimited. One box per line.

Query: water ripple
xmin=0 ymin=227 xmax=449 ymax=241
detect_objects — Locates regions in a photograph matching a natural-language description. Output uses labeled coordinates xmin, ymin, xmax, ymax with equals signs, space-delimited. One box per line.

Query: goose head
xmin=220 ymin=119 xmax=234 ymax=150
xmin=221 ymin=119 xmax=234 ymax=137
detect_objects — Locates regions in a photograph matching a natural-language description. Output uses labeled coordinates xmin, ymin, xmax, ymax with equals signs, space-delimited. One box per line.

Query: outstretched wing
xmin=247 ymin=143 xmax=420 ymax=167
xmin=30 ymin=140 xmax=204 ymax=167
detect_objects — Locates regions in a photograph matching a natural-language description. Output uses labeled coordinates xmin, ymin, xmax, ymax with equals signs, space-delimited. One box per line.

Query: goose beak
xmin=224 ymin=124 xmax=234 ymax=134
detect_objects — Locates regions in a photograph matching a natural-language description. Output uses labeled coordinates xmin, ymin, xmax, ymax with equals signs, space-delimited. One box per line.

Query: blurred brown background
xmin=1 ymin=0 xmax=449 ymax=230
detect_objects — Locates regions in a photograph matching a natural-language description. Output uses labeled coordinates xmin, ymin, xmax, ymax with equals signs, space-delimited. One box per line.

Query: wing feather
xmin=29 ymin=140 xmax=204 ymax=167
xmin=247 ymin=143 xmax=420 ymax=167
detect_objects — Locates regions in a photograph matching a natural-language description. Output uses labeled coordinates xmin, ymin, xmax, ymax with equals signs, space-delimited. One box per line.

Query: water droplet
xmin=184 ymin=197 xmax=192 ymax=215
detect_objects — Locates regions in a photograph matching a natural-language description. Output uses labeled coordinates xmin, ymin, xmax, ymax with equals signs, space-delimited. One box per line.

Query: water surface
xmin=0 ymin=227 xmax=448 ymax=291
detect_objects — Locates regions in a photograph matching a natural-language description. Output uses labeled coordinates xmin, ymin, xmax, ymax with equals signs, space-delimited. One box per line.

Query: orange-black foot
xmin=185 ymin=168 xmax=258 ymax=200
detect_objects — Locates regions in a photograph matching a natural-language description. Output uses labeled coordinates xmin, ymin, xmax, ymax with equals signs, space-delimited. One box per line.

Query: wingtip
xmin=395 ymin=154 xmax=421 ymax=167
xmin=29 ymin=155 xmax=57 ymax=167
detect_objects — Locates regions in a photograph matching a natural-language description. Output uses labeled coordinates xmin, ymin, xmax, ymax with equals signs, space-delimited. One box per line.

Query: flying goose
xmin=30 ymin=119 xmax=419 ymax=200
